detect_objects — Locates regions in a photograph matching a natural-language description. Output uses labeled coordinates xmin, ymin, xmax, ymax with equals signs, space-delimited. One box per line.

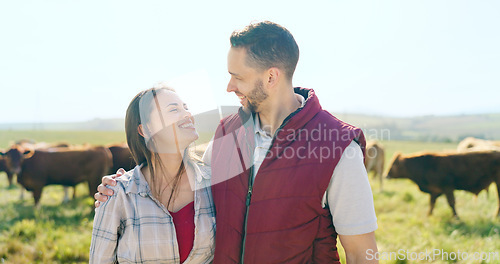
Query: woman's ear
xmin=138 ymin=124 xmax=145 ymax=137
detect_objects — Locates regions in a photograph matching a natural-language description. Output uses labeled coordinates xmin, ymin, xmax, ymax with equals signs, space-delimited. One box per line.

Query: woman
xmin=89 ymin=84 xmax=215 ymax=263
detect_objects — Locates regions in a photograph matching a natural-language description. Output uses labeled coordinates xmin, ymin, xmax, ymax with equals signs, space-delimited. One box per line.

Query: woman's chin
xmin=189 ymin=133 xmax=199 ymax=144
xmin=181 ymin=132 xmax=199 ymax=147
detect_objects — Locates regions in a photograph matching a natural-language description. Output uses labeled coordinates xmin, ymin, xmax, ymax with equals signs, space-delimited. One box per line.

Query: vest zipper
xmin=240 ymin=165 xmax=254 ymax=263
xmin=239 ymin=125 xmax=285 ymax=263
xmin=239 ymin=108 xmax=301 ymax=263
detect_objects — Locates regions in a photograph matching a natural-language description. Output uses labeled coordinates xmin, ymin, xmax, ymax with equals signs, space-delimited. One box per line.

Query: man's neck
xmin=257 ymin=87 xmax=301 ymax=136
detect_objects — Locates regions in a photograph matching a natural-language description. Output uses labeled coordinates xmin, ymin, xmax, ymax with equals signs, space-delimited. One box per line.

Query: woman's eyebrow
xmin=166 ymin=103 xmax=178 ymax=107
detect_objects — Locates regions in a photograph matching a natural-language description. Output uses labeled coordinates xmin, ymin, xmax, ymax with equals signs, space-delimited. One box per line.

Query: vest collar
xmin=237 ymin=87 xmax=321 ymax=138
xmin=276 ymin=87 xmax=322 ymax=139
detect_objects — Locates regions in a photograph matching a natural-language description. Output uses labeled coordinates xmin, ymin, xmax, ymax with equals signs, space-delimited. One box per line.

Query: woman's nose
xmin=181 ymin=108 xmax=192 ymax=119
xmin=183 ymin=109 xmax=195 ymax=124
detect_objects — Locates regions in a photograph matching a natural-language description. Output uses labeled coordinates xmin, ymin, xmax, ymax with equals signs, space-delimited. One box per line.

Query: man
xmin=96 ymin=21 xmax=378 ymax=263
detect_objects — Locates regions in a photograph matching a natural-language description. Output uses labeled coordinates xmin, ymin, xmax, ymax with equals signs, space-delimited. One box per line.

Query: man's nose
xmin=227 ymin=79 xmax=237 ymax=93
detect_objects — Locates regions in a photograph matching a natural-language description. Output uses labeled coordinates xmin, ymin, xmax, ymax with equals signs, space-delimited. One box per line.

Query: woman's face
xmin=142 ymin=89 xmax=199 ymax=153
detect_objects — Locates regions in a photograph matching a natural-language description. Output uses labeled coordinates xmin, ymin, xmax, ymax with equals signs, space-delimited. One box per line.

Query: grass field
xmin=0 ymin=130 xmax=127 ymax=149
xmin=353 ymin=141 xmax=500 ymax=264
xmin=0 ymin=132 xmax=499 ymax=263
xmin=0 ymin=130 xmax=214 ymax=149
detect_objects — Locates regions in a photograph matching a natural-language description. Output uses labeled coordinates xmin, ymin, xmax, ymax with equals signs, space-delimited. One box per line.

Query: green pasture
xmin=0 ymin=130 xmax=127 ymax=149
xmin=0 ymin=130 xmax=214 ymax=149
xmin=0 ymin=132 xmax=498 ymax=263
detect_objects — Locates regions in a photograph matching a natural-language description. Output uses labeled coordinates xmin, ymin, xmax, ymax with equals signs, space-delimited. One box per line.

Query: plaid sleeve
xmin=89 ymin=185 xmax=124 ymax=264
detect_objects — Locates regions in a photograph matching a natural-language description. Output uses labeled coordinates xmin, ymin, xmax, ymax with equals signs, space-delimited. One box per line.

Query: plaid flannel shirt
xmin=90 ymin=161 xmax=215 ymax=264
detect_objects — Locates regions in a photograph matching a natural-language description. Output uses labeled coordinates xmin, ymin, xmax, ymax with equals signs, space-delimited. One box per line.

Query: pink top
xmin=169 ymin=201 xmax=195 ymax=263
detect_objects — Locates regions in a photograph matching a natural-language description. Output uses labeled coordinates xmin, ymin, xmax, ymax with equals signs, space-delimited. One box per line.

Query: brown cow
xmin=17 ymin=146 xmax=112 ymax=206
xmin=456 ymin=138 xmax=500 ymax=199
xmin=107 ymin=143 xmax=135 ymax=173
xmin=386 ymin=151 xmax=500 ymax=218
xmin=0 ymin=158 xmax=14 ymax=188
xmin=0 ymin=145 xmax=34 ymax=176
xmin=364 ymin=141 xmax=385 ymax=191
xmin=457 ymin=137 xmax=500 ymax=152
xmin=1 ymin=142 xmax=75 ymax=200
xmin=0 ymin=141 xmax=70 ymax=177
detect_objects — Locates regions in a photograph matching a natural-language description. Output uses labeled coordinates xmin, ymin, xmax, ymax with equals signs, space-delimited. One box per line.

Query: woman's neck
xmin=156 ymin=152 xmax=185 ymax=177
xmin=141 ymin=151 xmax=186 ymax=184
xmin=141 ymin=151 xmax=194 ymax=211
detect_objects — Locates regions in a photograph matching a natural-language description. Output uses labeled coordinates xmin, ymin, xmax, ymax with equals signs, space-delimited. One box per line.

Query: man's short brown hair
xmin=230 ymin=21 xmax=300 ymax=81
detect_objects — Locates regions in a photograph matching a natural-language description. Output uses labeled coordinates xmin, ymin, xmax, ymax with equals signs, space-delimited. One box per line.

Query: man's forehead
xmin=228 ymin=47 xmax=247 ymax=60
xmin=228 ymin=48 xmax=258 ymax=75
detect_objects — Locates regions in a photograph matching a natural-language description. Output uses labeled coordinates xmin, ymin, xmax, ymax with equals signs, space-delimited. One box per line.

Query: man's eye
xmin=169 ymin=109 xmax=178 ymax=112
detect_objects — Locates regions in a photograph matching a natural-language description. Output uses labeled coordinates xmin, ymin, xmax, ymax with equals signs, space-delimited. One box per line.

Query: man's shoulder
xmin=313 ymin=110 xmax=360 ymax=130
xmin=216 ymin=109 xmax=252 ymax=136
xmin=308 ymin=110 xmax=365 ymax=148
xmin=220 ymin=113 xmax=240 ymax=124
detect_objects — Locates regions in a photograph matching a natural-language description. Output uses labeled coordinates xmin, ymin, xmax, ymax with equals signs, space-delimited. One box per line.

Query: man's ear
xmin=266 ymin=67 xmax=281 ymax=88
xmin=138 ymin=124 xmax=145 ymax=138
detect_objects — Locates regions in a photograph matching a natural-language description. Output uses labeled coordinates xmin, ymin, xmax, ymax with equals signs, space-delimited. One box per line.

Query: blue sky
xmin=1 ymin=0 xmax=499 ymax=123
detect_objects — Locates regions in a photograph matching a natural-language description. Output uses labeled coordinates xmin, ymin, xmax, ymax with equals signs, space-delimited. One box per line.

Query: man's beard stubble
xmin=247 ymin=80 xmax=268 ymax=113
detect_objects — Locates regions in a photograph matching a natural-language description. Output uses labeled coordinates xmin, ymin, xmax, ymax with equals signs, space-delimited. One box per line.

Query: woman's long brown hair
xmin=125 ymin=85 xmax=190 ymax=209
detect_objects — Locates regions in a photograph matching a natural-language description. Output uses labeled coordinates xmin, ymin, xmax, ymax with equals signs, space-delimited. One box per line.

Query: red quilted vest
xmin=211 ymin=87 xmax=366 ymax=264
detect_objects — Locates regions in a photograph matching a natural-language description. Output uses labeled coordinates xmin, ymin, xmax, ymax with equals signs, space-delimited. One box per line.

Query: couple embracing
xmin=91 ymin=21 xmax=378 ymax=264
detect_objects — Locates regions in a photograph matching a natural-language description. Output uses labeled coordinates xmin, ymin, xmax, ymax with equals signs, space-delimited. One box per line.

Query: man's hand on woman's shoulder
xmin=94 ymin=168 xmax=126 ymax=208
